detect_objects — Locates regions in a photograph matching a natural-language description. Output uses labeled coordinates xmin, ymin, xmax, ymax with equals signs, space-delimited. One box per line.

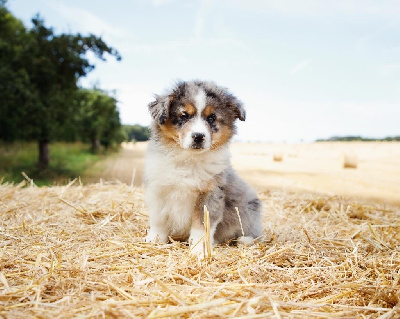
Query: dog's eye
xmin=180 ymin=112 xmax=189 ymax=121
xmin=206 ymin=114 xmax=216 ymax=124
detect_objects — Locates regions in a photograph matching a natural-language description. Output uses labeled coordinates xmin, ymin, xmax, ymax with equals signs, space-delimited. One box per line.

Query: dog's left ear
xmin=228 ymin=96 xmax=246 ymax=121
xmin=148 ymin=95 xmax=173 ymax=125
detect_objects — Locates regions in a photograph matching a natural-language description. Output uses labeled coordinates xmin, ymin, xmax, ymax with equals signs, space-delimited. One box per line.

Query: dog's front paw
xmin=144 ymin=229 xmax=167 ymax=243
xmin=144 ymin=233 xmax=158 ymax=243
xmin=188 ymin=229 xmax=213 ymax=259
xmin=189 ymin=242 xmax=205 ymax=259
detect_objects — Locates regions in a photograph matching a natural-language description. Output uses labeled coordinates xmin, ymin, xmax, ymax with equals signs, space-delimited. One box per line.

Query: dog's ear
xmin=227 ymin=95 xmax=246 ymax=121
xmin=148 ymin=95 xmax=173 ymax=125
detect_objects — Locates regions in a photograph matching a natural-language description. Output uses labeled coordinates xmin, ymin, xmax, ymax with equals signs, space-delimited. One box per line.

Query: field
xmin=86 ymin=141 xmax=400 ymax=206
xmin=0 ymin=142 xmax=114 ymax=186
xmin=1 ymin=142 xmax=399 ymax=318
xmin=230 ymin=142 xmax=400 ymax=207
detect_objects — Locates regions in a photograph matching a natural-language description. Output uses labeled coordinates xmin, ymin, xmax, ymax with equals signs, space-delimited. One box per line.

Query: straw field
xmin=1 ymin=177 xmax=399 ymax=318
xmin=230 ymin=142 xmax=400 ymax=206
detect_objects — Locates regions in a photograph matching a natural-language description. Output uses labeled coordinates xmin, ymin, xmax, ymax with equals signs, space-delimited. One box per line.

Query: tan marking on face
xmin=183 ymin=103 xmax=196 ymax=116
xmin=160 ymin=121 xmax=180 ymax=147
xmin=211 ymin=125 xmax=233 ymax=150
xmin=203 ymin=105 xmax=215 ymax=118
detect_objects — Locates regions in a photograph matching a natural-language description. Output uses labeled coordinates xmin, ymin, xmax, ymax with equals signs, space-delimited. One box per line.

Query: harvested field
xmin=230 ymin=142 xmax=400 ymax=206
xmin=1 ymin=180 xmax=399 ymax=318
xmin=82 ymin=141 xmax=400 ymax=206
xmin=83 ymin=142 xmax=147 ymax=187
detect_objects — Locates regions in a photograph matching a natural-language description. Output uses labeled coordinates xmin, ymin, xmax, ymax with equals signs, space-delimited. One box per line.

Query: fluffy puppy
xmin=144 ymin=80 xmax=262 ymax=255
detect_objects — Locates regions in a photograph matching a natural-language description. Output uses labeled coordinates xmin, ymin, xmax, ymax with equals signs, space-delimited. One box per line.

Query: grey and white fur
xmin=144 ymin=80 xmax=262 ymax=256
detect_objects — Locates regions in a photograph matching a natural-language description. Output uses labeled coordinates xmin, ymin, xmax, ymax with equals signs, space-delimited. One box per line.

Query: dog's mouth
xmin=190 ymin=143 xmax=205 ymax=150
xmin=191 ymin=136 xmax=205 ymax=149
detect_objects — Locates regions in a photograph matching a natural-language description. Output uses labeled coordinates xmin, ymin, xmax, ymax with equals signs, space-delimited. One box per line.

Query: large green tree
xmin=0 ymin=1 xmax=121 ymax=168
xmin=75 ymin=88 xmax=123 ymax=152
xmin=27 ymin=16 xmax=121 ymax=168
xmin=0 ymin=1 xmax=38 ymax=141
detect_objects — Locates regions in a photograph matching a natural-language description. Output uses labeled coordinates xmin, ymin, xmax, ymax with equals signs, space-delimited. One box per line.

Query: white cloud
xmin=290 ymin=59 xmax=311 ymax=74
xmin=44 ymin=0 xmax=133 ymax=42
xmin=152 ymin=0 xmax=173 ymax=6
xmin=338 ymin=101 xmax=399 ymax=116
xmin=122 ymin=36 xmax=245 ymax=56
xmin=377 ymin=63 xmax=400 ymax=76
xmin=234 ymin=90 xmax=400 ymax=142
xmin=231 ymin=0 xmax=400 ymax=18
xmin=195 ymin=0 xmax=214 ymax=38
xmin=115 ymin=84 xmax=154 ymax=126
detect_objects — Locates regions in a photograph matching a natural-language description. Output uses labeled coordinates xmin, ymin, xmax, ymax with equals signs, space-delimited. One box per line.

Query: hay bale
xmin=273 ymin=152 xmax=283 ymax=162
xmin=343 ymin=153 xmax=358 ymax=169
xmin=0 ymin=181 xmax=399 ymax=318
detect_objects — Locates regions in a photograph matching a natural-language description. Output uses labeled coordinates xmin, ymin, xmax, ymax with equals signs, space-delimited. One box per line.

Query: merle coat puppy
xmin=144 ymin=80 xmax=262 ymax=256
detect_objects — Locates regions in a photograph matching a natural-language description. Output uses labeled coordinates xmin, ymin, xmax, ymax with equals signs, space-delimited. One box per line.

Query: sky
xmin=8 ymin=0 xmax=400 ymax=142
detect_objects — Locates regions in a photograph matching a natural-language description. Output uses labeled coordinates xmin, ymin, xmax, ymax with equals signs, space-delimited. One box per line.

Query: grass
xmin=0 ymin=142 xmax=116 ymax=186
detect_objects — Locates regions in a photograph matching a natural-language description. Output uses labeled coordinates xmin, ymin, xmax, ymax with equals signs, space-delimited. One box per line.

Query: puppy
xmin=144 ymin=80 xmax=262 ymax=255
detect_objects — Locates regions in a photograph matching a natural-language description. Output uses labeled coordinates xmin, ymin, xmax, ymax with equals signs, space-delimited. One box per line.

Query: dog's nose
xmin=192 ymin=133 xmax=205 ymax=144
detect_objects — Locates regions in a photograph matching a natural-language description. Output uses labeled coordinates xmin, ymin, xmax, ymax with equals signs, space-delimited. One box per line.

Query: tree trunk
xmin=38 ymin=139 xmax=49 ymax=169
xmin=91 ymin=136 xmax=100 ymax=153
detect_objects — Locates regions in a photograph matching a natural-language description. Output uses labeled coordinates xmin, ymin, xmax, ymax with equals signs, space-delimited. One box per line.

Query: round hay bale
xmin=273 ymin=152 xmax=283 ymax=162
xmin=343 ymin=153 xmax=358 ymax=169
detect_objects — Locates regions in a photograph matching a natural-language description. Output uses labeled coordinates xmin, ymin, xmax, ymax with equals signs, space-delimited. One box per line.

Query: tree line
xmin=0 ymin=0 xmax=124 ymax=168
xmin=316 ymin=136 xmax=400 ymax=142
xmin=122 ymin=125 xmax=150 ymax=142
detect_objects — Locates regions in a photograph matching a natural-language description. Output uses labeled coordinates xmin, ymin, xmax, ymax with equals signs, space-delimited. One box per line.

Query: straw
xmin=0 ymin=181 xmax=399 ymax=318
xmin=204 ymin=205 xmax=212 ymax=259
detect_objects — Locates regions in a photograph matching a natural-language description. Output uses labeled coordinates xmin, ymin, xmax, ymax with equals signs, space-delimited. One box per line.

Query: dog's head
xmin=148 ymin=81 xmax=245 ymax=151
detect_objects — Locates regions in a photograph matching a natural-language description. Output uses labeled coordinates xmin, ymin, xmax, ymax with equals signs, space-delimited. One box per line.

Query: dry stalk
xmin=204 ymin=205 xmax=212 ymax=259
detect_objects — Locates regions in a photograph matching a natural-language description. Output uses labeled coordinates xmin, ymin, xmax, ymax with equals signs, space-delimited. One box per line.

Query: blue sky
xmin=8 ymin=0 xmax=400 ymax=142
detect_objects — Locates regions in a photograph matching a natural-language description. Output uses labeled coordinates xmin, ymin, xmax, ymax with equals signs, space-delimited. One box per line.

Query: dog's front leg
xmin=188 ymin=212 xmax=209 ymax=258
xmin=189 ymin=189 xmax=224 ymax=258
xmin=144 ymin=189 xmax=168 ymax=243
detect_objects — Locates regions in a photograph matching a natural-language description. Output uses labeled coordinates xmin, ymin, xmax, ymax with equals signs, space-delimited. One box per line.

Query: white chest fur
xmin=144 ymin=141 xmax=230 ymax=238
xmin=145 ymin=141 xmax=230 ymax=190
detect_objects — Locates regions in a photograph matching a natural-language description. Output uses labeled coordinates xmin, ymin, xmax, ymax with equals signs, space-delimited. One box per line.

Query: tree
xmin=122 ymin=125 xmax=150 ymax=142
xmin=0 ymin=1 xmax=38 ymax=141
xmin=0 ymin=1 xmax=121 ymax=168
xmin=26 ymin=16 xmax=121 ymax=167
xmin=100 ymin=107 xmax=125 ymax=149
xmin=75 ymin=88 xmax=122 ymax=152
